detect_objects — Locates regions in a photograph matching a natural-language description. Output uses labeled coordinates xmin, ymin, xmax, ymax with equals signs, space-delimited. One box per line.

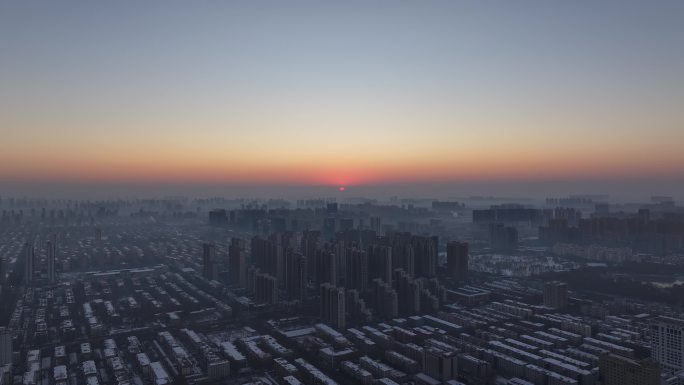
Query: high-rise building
xmin=412 ymin=235 xmax=437 ymax=278
xmin=266 ymin=236 xmax=282 ymax=282
xmin=419 ymin=279 xmax=440 ymax=314
xmin=23 ymin=242 xmax=34 ymax=286
xmin=422 ymin=277 xmax=447 ymax=304
xmin=0 ymin=257 xmax=4 ymax=296
xmin=345 ymin=248 xmax=368 ymax=292
xmin=301 ymin=230 xmax=320 ymax=281
xmin=393 ymin=269 xmax=421 ymax=316
xmin=268 ymin=233 xmax=295 ymax=283
xmin=250 ymin=236 xmax=270 ymax=271
xmin=0 ymin=327 xmax=11 ymax=366
xmin=320 ymin=283 xmax=345 ymax=330
xmin=424 ymin=348 xmax=458 ymax=382
xmin=446 ymin=241 xmax=469 ymax=281
xmin=333 ymin=241 xmax=348 ymax=288
xmin=339 ymin=218 xmax=354 ymax=232
xmin=255 ymin=273 xmax=278 ymax=304
xmin=346 ymin=289 xmax=372 ymax=324
xmin=285 ymin=251 xmax=307 ymax=301
xmin=316 ymin=250 xmax=337 ymax=286
xmin=323 ymin=217 xmax=336 ymax=239
xmin=369 ymin=217 xmax=382 ymax=234
xmin=368 ymin=244 xmax=392 ymax=285
xmin=599 ymin=353 xmax=660 ymax=385
xmin=251 ymin=236 xmax=274 ymax=280
xmin=208 ymin=209 xmax=228 ymax=226
xmin=202 ymin=243 xmax=217 ymax=281
xmin=246 ymin=266 xmax=259 ymax=293
xmin=252 ymin=233 xmax=294 ymax=286
xmin=47 ymin=236 xmax=56 ymax=284
xmin=651 ymin=316 xmax=684 ymax=372
xmin=359 ymin=230 xmax=378 ymax=249
xmin=489 ymin=223 xmax=518 ymax=251
xmin=371 ymin=278 xmax=398 ymax=319
xmin=228 ymin=238 xmax=247 ymax=287
xmin=392 ymin=243 xmax=415 ymax=278
xmin=543 ymin=281 xmax=568 ymax=310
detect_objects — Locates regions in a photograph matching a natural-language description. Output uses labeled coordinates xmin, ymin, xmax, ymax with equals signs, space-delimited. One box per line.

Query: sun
xmin=338 ymin=186 xmax=346 ymax=192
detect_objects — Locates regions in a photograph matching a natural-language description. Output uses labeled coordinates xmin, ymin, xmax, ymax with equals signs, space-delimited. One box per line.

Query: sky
xmin=1 ymin=1 xmax=683 ymax=200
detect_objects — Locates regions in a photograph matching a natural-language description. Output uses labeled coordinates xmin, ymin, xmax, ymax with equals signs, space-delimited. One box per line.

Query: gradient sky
xmin=1 ymin=1 xmax=683 ymax=198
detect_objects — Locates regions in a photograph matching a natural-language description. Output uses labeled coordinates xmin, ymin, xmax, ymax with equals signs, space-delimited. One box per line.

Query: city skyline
xmin=1 ymin=1 xmax=683 ymax=198
xmin=3 ymin=3 xmax=684 ymax=385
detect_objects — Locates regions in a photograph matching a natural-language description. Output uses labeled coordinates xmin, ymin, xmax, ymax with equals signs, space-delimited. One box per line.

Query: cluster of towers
xmin=23 ymin=234 xmax=58 ymax=287
xmin=202 ymin=230 xmax=470 ymax=329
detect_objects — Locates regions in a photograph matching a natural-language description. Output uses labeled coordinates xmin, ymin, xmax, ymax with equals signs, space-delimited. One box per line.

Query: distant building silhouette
xmin=208 ymin=209 xmax=228 ymax=225
xmin=23 ymin=241 xmax=34 ymax=286
xmin=300 ymin=230 xmax=320 ymax=282
xmin=424 ymin=348 xmax=458 ymax=382
xmin=393 ymin=269 xmax=420 ymax=316
xmin=599 ymin=353 xmax=660 ymax=385
xmin=346 ymin=289 xmax=372 ymax=324
xmin=202 ymin=243 xmax=217 ymax=281
xmin=431 ymin=201 xmax=464 ymax=212
xmin=285 ymin=250 xmax=307 ymax=301
xmin=345 ymin=247 xmax=368 ymax=292
xmin=489 ymin=223 xmax=518 ymax=251
xmin=0 ymin=327 xmax=11 ymax=366
xmin=392 ymin=242 xmax=415 ymax=278
xmin=228 ymin=238 xmax=247 ymax=287
xmin=446 ymin=241 xmax=469 ymax=281
xmin=473 ymin=204 xmax=547 ymax=224
xmin=371 ymin=278 xmax=398 ymax=319
xmin=412 ymin=235 xmax=438 ymax=278
xmin=254 ymin=271 xmax=278 ymax=304
xmin=368 ymin=244 xmax=392 ymax=285
xmin=316 ymin=250 xmax=337 ymax=287
xmin=320 ymin=283 xmax=345 ymax=330
xmin=543 ymin=281 xmax=568 ymax=310
xmin=651 ymin=316 xmax=684 ymax=372
xmin=47 ymin=235 xmax=56 ymax=285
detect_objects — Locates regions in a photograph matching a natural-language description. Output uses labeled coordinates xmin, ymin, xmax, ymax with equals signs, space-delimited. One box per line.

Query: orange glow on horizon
xmin=2 ymin=1 xmax=683 ymax=193
xmin=1 ymin=144 xmax=683 ymax=186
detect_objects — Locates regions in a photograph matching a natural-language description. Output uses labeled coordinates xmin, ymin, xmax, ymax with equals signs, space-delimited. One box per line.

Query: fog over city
xmin=1 ymin=1 xmax=684 ymax=385
xmin=2 ymin=179 xmax=684 ymax=203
